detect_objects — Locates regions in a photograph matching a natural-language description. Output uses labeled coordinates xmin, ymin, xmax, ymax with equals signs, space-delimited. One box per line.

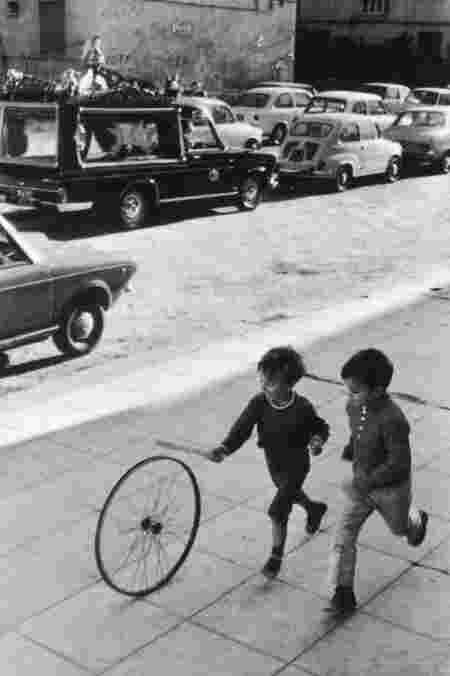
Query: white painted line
xmin=2 ymin=267 xmax=450 ymax=448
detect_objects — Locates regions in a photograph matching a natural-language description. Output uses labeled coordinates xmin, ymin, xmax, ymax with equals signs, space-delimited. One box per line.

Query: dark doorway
xmin=39 ymin=0 xmax=66 ymax=55
xmin=417 ymin=31 xmax=443 ymax=62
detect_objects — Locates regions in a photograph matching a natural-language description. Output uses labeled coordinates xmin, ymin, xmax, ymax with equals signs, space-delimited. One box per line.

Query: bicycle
xmin=95 ymin=440 xmax=204 ymax=597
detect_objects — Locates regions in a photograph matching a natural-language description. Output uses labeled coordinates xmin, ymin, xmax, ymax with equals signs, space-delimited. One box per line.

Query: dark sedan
xmin=0 ymin=214 xmax=136 ymax=360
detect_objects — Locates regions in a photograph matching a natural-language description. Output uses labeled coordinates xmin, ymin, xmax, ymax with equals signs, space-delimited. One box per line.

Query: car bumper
xmin=0 ymin=185 xmax=67 ymax=207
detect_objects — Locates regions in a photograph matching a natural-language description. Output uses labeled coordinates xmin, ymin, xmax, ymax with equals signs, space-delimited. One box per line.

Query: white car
xmin=180 ymin=95 xmax=263 ymax=149
xmin=303 ymin=91 xmax=397 ymax=130
xmin=232 ymin=86 xmax=313 ymax=144
xmin=403 ymin=87 xmax=450 ymax=109
xmin=359 ymin=82 xmax=411 ymax=113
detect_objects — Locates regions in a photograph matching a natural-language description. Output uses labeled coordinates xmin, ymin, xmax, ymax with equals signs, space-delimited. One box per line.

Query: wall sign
xmin=172 ymin=21 xmax=194 ymax=36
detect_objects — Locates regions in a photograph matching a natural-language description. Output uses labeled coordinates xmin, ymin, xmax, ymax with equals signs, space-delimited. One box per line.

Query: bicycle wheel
xmin=95 ymin=455 xmax=201 ymax=597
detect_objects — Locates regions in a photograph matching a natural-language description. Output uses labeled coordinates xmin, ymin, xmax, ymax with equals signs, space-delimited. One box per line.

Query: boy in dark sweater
xmin=326 ymin=348 xmax=428 ymax=615
xmin=206 ymin=346 xmax=330 ymax=579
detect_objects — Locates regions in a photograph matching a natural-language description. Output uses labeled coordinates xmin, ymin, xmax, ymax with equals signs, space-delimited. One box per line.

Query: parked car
xmin=0 ymin=214 xmax=136 ymax=360
xmin=232 ymin=85 xmax=313 ymax=144
xmin=0 ymin=91 xmax=278 ymax=229
xmin=180 ymin=95 xmax=263 ymax=149
xmin=359 ymin=82 xmax=411 ymax=113
xmin=278 ymin=113 xmax=403 ymax=191
xmin=383 ymin=106 xmax=450 ymax=173
xmin=303 ymin=91 xmax=397 ymax=130
xmin=403 ymin=87 xmax=450 ymax=109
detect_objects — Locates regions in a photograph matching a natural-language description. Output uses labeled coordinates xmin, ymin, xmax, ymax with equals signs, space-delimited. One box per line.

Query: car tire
xmin=438 ymin=152 xmax=450 ymax=174
xmin=385 ymin=156 xmax=401 ymax=183
xmin=119 ymin=189 xmax=149 ymax=230
xmin=335 ymin=165 xmax=352 ymax=192
xmin=53 ymin=302 xmax=105 ymax=357
xmin=237 ymin=175 xmax=262 ymax=210
xmin=271 ymin=124 xmax=287 ymax=145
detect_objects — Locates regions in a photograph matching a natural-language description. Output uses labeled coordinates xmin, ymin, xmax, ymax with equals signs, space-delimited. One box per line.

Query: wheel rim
xmin=338 ymin=169 xmax=349 ymax=188
xmin=389 ymin=161 xmax=399 ymax=179
xmin=273 ymin=127 xmax=285 ymax=144
xmin=121 ymin=193 xmax=142 ymax=222
xmin=242 ymin=180 xmax=259 ymax=207
xmin=68 ymin=310 xmax=96 ymax=345
xmin=443 ymin=156 xmax=450 ymax=173
xmin=95 ymin=455 xmax=201 ymax=597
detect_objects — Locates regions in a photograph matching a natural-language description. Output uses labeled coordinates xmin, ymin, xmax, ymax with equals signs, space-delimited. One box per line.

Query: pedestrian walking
xmin=206 ymin=346 xmax=330 ymax=579
xmin=326 ymin=348 xmax=428 ymax=615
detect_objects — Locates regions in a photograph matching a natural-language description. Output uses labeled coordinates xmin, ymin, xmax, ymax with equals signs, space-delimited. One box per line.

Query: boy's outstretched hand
xmin=309 ymin=435 xmax=325 ymax=456
xmin=206 ymin=446 xmax=227 ymax=463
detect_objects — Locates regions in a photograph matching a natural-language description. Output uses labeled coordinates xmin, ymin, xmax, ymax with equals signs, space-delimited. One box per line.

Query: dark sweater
xmin=345 ymin=394 xmax=411 ymax=490
xmin=222 ymin=392 xmax=330 ymax=477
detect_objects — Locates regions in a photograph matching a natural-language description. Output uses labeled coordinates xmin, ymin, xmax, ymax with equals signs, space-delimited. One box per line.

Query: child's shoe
xmin=408 ymin=509 xmax=428 ymax=547
xmin=306 ymin=501 xmax=328 ymax=534
xmin=324 ymin=586 xmax=357 ymax=615
xmin=261 ymin=554 xmax=282 ymax=579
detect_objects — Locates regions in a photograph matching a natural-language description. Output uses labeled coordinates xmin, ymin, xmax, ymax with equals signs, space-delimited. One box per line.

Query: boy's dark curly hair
xmin=341 ymin=348 xmax=394 ymax=391
xmin=257 ymin=346 xmax=306 ymax=386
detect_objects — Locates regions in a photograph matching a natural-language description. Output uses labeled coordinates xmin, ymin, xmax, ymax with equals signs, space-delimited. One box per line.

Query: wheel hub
xmin=122 ymin=195 xmax=140 ymax=219
xmin=141 ymin=516 xmax=163 ymax=535
xmin=71 ymin=312 xmax=94 ymax=341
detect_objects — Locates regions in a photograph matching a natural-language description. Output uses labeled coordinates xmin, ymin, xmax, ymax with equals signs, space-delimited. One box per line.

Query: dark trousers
xmin=268 ymin=464 xmax=312 ymax=526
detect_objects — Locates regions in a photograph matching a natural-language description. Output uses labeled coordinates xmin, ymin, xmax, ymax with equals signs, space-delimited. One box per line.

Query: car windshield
xmin=409 ymin=90 xmax=439 ymax=105
xmin=290 ymin=120 xmax=333 ymax=138
xmin=304 ymin=97 xmax=347 ymax=113
xmin=394 ymin=111 xmax=446 ymax=127
xmin=0 ymin=106 xmax=57 ymax=164
xmin=235 ymin=92 xmax=270 ymax=108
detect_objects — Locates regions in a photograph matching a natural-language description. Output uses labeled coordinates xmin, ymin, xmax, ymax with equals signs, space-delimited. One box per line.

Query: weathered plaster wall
xmin=0 ymin=0 xmax=39 ymax=57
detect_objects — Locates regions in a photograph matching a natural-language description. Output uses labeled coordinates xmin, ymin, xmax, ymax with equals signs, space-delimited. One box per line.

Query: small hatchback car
xmin=0 ymin=80 xmax=277 ymax=229
xmin=303 ymin=91 xmax=396 ymax=130
xmin=0 ymin=213 xmax=136 ymax=361
xmin=384 ymin=106 xmax=450 ymax=173
xmin=278 ymin=113 xmax=403 ymax=191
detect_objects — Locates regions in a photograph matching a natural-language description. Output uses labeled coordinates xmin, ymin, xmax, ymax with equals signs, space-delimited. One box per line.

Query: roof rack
xmin=0 ymin=67 xmax=174 ymax=106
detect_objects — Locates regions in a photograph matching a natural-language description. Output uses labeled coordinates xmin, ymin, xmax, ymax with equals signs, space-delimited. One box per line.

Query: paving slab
xmin=193 ymin=575 xmax=340 ymax=661
xmin=20 ymin=583 xmax=182 ymax=674
xmin=410 ymin=467 xmax=450 ymax=520
xmin=295 ymin=611 xmax=450 ymax=676
xmin=364 ymin=567 xmax=450 ymax=640
xmin=0 ymin=632 xmax=88 ymax=676
xmin=105 ymin=622 xmax=285 ymax=676
xmin=280 ymin=531 xmax=410 ymax=604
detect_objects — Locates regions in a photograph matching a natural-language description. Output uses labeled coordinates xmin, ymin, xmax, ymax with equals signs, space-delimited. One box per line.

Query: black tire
xmin=53 ymin=302 xmax=105 ymax=357
xmin=237 ymin=175 xmax=262 ymax=210
xmin=271 ymin=124 xmax=287 ymax=145
xmin=385 ymin=156 xmax=401 ymax=183
xmin=119 ymin=188 xmax=149 ymax=230
xmin=335 ymin=165 xmax=352 ymax=192
xmin=438 ymin=152 xmax=450 ymax=174
xmin=95 ymin=455 xmax=201 ymax=597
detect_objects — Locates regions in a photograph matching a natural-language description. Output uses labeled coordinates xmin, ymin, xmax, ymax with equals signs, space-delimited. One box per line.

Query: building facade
xmin=295 ymin=1 xmax=450 ymax=85
xmin=0 ymin=0 xmax=297 ymax=89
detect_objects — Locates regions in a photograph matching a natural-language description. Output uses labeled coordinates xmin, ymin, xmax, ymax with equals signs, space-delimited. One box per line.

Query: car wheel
xmin=245 ymin=138 xmax=261 ymax=150
xmin=238 ymin=175 xmax=262 ymax=210
xmin=335 ymin=166 xmax=352 ymax=192
xmin=439 ymin=152 xmax=450 ymax=174
xmin=53 ymin=303 xmax=105 ymax=357
xmin=385 ymin=157 xmax=401 ymax=183
xmin=271 ymin=124 xmax=287 ymax=145
xmin=119 ymin=189 xmax=149 ymax=229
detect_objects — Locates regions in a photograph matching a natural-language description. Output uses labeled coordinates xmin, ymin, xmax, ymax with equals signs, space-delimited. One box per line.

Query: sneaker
xmin=306 ymin=501 xmax=328 ymax=535
xmin=261 ymin=554 xmax=282 ymax=579
xmin=408 ymin=510 xmax=429 ymax=547
xmin=324 ymin=586 xmax=357 ymax=615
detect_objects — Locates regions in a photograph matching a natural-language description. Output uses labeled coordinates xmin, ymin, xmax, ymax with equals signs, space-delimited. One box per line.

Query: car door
xmin=358 ymin=118 xmax=386 ymax=173
xmin=339 ymin=122 xmax=365 ymax=175
xmin=0 ymin=230 xmax=53 ymax=338
xmin=182 ymin=116 xmax=236 ymax=198
xmin=272 ymin=92 xmax=296 ymax=124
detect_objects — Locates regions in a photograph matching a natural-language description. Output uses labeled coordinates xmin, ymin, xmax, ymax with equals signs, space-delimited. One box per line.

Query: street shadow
xmin=0 ymin=353 xmax=72 ymax=380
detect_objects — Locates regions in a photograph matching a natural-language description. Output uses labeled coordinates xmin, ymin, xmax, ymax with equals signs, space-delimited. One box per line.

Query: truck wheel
xmin=119 ymin=189 xmax=149 ymax=229
xmin=335 ymin=165 xmax=352 ymax=192
xmin=238 ymin=176 xmax=262 ymax=210
xmin=385 ymin=157 xmax=401 ymax=183
xmin=271 ymin=124 xmax=286 ymax=145
xmin=53 ymin=302 xmax=105 ymax=357
xmin=439 ymin=152 xmax=450 ymax=174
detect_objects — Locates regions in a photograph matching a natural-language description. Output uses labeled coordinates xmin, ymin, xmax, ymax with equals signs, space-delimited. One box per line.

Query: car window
xmin=294 ymin=92 xmax=311 ymax=107
xmin=339 ymin=123 xmax=360 ymax=142
xmin=352 ymin=101 xmax=367 ymax=114
xmin=305 ymin=97 xmax=347 ymax=113
xmin=359 ymin=120 xmax=377 ymax=140
xmin=79 ymin=110 xmax=181 ymax=163
xmin=290 ymin=120 xmax=333 ymax=138
xmin=411 ymin=90 xmax=439 ymax=105
xmin=0 ymin=106 xmax=57 ymax=165
xmin=212 ymin=105 xmax=234 ymax=124
xmin=367 ymin=100 xmax=387 ymax=115
xmin=235 ymin=92 xmax=270 ymax=108
xmin=274 ymin=93 xmax=294 ymax=108
xmin=439 ymin=93 xmax=450 ymax=106
xmin=187 ymin=116 xmax=222 ymax=150
xmin=0 ymin=227 xmax=28 ymax=266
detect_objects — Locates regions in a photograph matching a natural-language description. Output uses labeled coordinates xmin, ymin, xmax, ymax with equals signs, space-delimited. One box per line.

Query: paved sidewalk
xmin=2 ymin=286 xmax=450 ymax=675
